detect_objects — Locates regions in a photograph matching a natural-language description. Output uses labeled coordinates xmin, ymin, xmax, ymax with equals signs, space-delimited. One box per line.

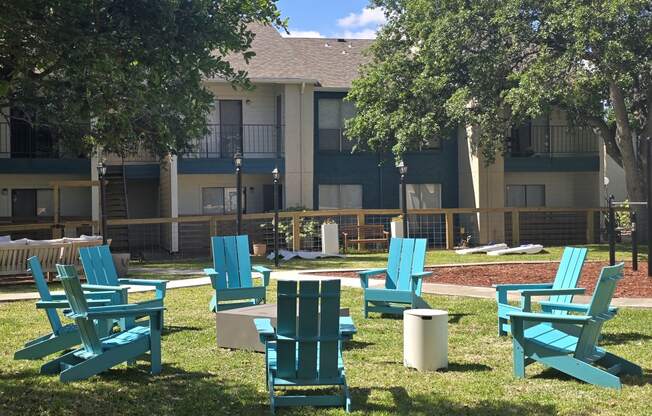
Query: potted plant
xmin=390 ymin=215 xmax=404 ymax=238
xmin=252 ymin=241 xmax=267 ymax=256
xmin=321 ymin=218 xmax=339 ymax=255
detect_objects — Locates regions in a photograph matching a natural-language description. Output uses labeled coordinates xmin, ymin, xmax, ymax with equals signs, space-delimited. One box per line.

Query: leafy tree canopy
xmin=0 ymin=0 xmax=284 ymax=157
xmin=347 ymin=0 xmax=651 ymax=199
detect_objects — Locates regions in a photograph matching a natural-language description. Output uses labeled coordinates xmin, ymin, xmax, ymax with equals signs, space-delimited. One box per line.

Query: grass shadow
xmin=442 ymin=362 xmax=492 ymax=372
xmin=448 ymin=313 xmax=473 ymax=324
xmin=600 ymin=332 xmax=652 ymax=345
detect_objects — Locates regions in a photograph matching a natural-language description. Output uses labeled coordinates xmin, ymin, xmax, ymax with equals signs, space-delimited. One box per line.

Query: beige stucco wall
xmin=0 ymin=174 xmax=92 ymax=217
xmin=177 ymin=173 xmax=278 ymax=215
xmin=457 ymin=125 xmax=505 ymax=243
xmin=205 ymin=83 xmax=282 ymax=125
xmin=601 ymin=145 xmax=627 ymax=205
xmin=504 ymin=171 xmax=599 ymax=207
xmin=283 ymin=83 xmax=314 ymax=208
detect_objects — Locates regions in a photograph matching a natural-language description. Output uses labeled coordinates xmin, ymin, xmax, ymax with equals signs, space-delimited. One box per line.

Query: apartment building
xmin=0 ymin=24 xmax=623 ymax=250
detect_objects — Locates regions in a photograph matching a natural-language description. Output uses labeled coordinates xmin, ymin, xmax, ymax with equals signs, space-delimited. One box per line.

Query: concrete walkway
xmin=2 ymin=267 xmax=652 ymax=308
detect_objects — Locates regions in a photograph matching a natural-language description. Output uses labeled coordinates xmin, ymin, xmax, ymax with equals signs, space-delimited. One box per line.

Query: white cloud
xmin=282 ymin=29 xmax=324 ymax=38
xmin=338 ymin=28 xmax=379 ymax=39
xmin=337 ymin=7 xmax=386 ymax=29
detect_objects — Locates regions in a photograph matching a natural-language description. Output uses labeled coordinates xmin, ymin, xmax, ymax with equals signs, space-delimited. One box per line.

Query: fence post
xmin=292 ymin=214 xmax=301 ymax=251
xmin=586 ymin=210 xmax=595 ymax=244
xmin=445 ymin=212 xmax=455 ymax=250
xmin=511 ymin=210 xmax=520 ymax=246
xmin=209 ymin=217 xmax=217 ymax=237
xmin=357 ymin=212 xmax=365 ymax=251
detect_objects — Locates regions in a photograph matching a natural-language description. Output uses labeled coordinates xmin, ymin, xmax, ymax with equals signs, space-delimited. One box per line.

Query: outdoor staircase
xmin=104 ymin=165 xmax=130 ymax=252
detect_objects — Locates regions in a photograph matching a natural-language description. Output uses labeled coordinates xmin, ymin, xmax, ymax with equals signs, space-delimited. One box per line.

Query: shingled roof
xmin=216 ymin=24 xmax=374 ymax=88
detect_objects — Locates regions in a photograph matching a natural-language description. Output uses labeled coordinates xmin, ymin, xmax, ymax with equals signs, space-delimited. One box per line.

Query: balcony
xmin=0 ymin=122 xmax=89 ymax=173
xmin=178 ymin=124 xmax=284 ymax=174
xmin=505 ymin=125 xmax=600 ymax=172
xmin=185 ymin=124 xmax=284 ymax=159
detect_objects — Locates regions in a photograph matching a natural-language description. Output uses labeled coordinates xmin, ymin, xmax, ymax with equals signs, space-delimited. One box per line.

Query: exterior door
xmin=219 ymin=100 xmax=242 ymax=157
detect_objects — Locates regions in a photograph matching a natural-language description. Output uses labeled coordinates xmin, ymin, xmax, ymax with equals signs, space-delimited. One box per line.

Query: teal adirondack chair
xmin=510 ymin=263 xmax=642 ymax=388
xmin=495 ymin=246 xmax=588 ymax=336
xmin=204 ymin=235 xmax=272 ymax=312
xmin=40 ymin=264 xmax=164 ymax=382
xmin=255 ymin=279 xmax=356 ymax=413
xmin=79 ymin=245 xmax=168 ymax=307
xmin=14 ymin=256 xmax=121 ymax=360
xmin=358 ymin=238 xmax=431 ymax=318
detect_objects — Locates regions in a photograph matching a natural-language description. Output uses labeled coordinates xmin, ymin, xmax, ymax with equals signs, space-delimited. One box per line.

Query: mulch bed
xmin=307 ymin=261 xmax=652 ymax=298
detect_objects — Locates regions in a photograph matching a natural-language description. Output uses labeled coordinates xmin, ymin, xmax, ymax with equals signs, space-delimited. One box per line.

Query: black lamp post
xmin=272 ymin=167 xmax=280 ymax=267
xmin=97 ymin=161 xmax=108 ymax=245
xmin=234 ymin=153 xmax=243 ymax=235
xmin=397 ymin=160 xmax=408 ymax=237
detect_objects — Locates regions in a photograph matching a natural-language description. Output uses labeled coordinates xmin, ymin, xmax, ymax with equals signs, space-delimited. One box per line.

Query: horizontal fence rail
xmin=0 ymin=207 xmax=625 ymax=261
xmin=185 ymin=124 xmax=284 ymax=159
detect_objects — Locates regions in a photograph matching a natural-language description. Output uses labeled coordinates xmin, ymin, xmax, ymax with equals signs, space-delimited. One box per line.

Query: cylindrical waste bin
xmin=403 ymin=309 xmax=448 ymax=371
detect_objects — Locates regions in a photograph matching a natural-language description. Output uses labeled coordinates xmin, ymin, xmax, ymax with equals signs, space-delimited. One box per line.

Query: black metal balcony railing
xmin=508 ymin=125 xmax=599 ymax=157
xmin=186 ymin=124 xmax=284 ymax=159
xmin=0 ymin=121 xmax=61 ymax=158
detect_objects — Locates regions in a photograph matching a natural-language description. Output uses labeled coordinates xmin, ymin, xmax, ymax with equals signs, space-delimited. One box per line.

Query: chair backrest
xmin=385 ymin=238 xmax=427 ymax=291
xmin=575 ymin=263 xmax=624 ymax=358
xmin=210 ymin=235 xmax=252 ymax=289
xmin=549 ymin=247 xmax=588 ymax=308
xmin=276 ymin=279 xmax=341 ymax=381
xmin=56 ymin=264 xmax=103 ymax=355
xmin=27 ymin=256 xmax=62 ymax=332
xmin=79 ymin=245 xmax=119 ymax=286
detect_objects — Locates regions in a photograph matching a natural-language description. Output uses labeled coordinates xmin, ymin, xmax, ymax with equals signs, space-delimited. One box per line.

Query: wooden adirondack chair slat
xmin=510 ymin=263 xmax=642 ymax=389
xmin=359 ymin=238 xmax=430 ymax=318
xmin=205 ymin=235 xmax=271 ymax=312
xmin=255 ymin=279 xmax=355 ymax=413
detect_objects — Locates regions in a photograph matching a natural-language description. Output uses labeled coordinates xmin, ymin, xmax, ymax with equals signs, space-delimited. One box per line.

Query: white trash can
xmin=403 ymin=309 xmax=448 ymax=371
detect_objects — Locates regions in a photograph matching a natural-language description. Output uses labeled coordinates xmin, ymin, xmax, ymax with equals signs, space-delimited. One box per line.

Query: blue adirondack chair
xmin=255 ymin=279 xmax=356 ymax=413
xmin=204 ymin=235 xmax=272 ymax=312
xmin=358 ymin=238 xmax=431 ymax=318
xmin=14 ymin=256 xmax=122 ymax=360
xmin=40 ymin=264 xmax=164 ymax=382
xmin=79 ymin=245 xmax=168 ymax=307
xmin=495 ymin=246 xmax=588 ymax=336
xmin=510 ymin=263 xmax=642 ymax=389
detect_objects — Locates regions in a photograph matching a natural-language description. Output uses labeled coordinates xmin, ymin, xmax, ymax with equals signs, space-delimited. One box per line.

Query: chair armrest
xmin=539 ymin=301 xmax=618 ymax=314
xmin=36 ymin=299 xmax=111 ymax=309
xmin=254 ymin=318 xmax=276 ymax=343
xmin=85 ymin=306 xmax=165 ymax=320
xmin=520 ymin=288 xmax=586 ymax=311
xmin=82 ymin=283 xmax=125 ymax=292
xmin=118 ymin=278 xmax=167 ymax=299
xmin=339 ymin=316 xmax=357 ymax=339
xmin=509 ymin=311 xmax=591 ymax=325
xmin=117 ymin=278 xmax=168 ymax=288
xmin=252 ymin=265 xmax=272 ymax=286
xmin=494 ymin=283 xmax=554 ymax=304
xmin=411 ymin=271 xmax=432 ymax=279
xmin=358 ymin=268 xmax=387 ymax=278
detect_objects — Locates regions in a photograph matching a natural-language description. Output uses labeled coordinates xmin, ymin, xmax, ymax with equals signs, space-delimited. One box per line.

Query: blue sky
xmin=276 ymin=0 xmax=385 ymax=39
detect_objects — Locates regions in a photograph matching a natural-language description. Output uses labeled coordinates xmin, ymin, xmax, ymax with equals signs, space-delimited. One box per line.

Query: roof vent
xmin=341 ymin=50 xmax=347 ymax=55
xmin=336 ymin=38 xmax=346 ymax=42
xmin=348 ymin=43 xmax=353 ymax=48
xmin=324 ymin=42 xmax=331 ymax=48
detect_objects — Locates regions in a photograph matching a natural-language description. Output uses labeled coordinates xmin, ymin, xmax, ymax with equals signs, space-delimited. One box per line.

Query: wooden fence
xmin=0 ymin=207 xmax=616 ymax=258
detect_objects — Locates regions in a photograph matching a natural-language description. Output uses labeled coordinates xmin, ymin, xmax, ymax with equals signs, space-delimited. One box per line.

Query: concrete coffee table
xmin=215 ymin=303 xmax=349 ymax=352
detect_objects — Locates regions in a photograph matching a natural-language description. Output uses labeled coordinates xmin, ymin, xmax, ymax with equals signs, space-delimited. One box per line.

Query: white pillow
xmin=0 ymin=235 xmax=10 ymax=243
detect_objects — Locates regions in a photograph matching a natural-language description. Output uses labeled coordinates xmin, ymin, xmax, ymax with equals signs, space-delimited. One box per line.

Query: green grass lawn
xmin=1 ymin=283 xmax=651 ymax=415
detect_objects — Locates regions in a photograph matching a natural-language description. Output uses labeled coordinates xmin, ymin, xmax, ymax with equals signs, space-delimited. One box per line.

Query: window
xmin=318 ymin=98 xmax=356 ymax=152
xmin=202 ymin=187 xmax=239 ymax=214
xmin=11 ymin=189 xmax=53 ymax=217
xmin=505 ymin=185 xmax=545 ymax=207
xmin=318 ymin=185 xmax=363 ymax=209
xmin=404 ymin=184 xmax=442 ymax=209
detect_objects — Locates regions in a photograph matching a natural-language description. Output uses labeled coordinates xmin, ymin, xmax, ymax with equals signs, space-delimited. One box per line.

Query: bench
xmin=341 ymin=225 xmax=390 ymax=253
xmin=0 ymin=236 xmax=104 ymax=279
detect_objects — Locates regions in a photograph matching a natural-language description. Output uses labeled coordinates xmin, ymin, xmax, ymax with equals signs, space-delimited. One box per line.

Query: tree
xmin=0 ymin=0 xmax=284 ymax=157
xmin=346 ymin=0 xmax=651 ymax=201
